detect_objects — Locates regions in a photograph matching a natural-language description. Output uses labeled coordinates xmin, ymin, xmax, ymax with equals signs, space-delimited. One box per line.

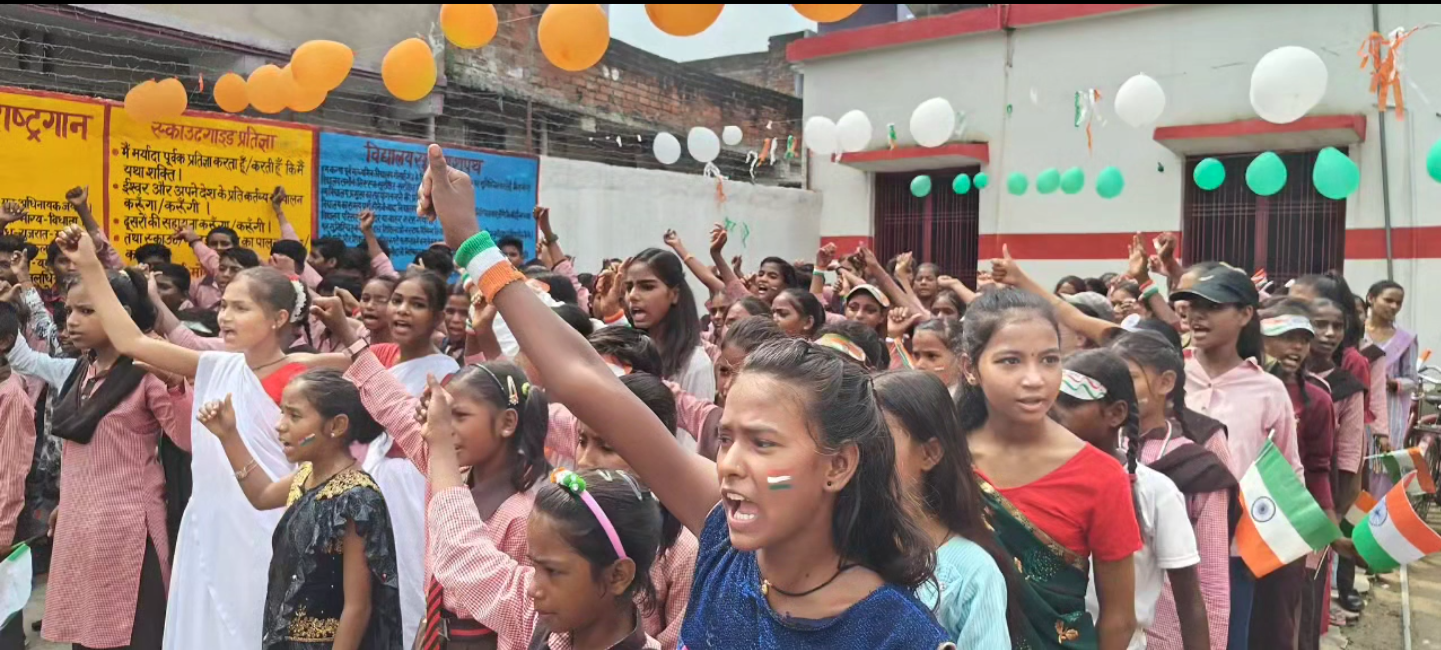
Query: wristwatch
xmin=346 ymin=337 xmax=369 ymax=361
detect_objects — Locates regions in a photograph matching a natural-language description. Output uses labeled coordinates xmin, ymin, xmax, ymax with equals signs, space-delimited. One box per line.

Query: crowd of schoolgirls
xmin=0 ymin=146 xmax=1421 ymax=650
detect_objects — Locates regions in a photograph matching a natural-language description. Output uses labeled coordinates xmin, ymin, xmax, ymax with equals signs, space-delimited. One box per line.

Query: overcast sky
xmin=608 ymin=4 xmax=816 ymax=62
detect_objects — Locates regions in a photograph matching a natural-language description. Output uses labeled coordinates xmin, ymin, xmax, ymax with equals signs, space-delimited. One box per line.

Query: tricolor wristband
xmin=455 ymin=231 xmax=524 ymax=302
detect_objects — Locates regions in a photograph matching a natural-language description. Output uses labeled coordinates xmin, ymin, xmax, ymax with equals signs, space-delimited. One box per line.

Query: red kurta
xmin=42 ymin=372 xmax=192 ymax=648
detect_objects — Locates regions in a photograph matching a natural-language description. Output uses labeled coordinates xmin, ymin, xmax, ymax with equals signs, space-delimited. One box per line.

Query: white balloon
xmin=653 ymin=132 xmax=681 ymax=165
xmin=721 ymin=125 xmax=743 ymax=146
xmin=1250 ymin=46 xmax=1328 ymax=124
xmin=804 ymin=116 xmax=839 ymax=156
xmin=687 ymin=127 xmax=721 ymax=163
xmin=910 ymin=97 xmax=956 ymax=148
xmin=1114 ymin=73 xmax=1166 ymax=128
xmin=835 ymin=110 xmax=873 ymax=153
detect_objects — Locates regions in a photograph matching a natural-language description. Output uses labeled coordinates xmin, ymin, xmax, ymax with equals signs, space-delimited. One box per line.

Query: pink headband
xmin=549 ymin=468 xmax=627 ymax=560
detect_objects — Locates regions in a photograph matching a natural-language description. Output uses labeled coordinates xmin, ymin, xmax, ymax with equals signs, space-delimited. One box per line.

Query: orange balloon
xmin=152 ymin=78 xmax=189 ymax=120
xmin=213 ymin=73 xmax=250 ymax=113
xmin=124 ymin=80 xmax=162 ymax=123
xmin=538 ymin=4 xmax=609 ymax=72
xmin=247 ymin=64 xmax=293 ymax=114
xmin=792 ymin=4 xmax=861 ymax=22
xmin=382 ymin=38 xmax=437 ymax=101
xmin=283 ymin=66 xmax=327 ymax=112
xmin=291 ymin=40 xmax=354 ymax=91
xmin=440 ymin=4 xmax=499 ymax=49
xmin=645 ymin=4 xmax=723 ymax=36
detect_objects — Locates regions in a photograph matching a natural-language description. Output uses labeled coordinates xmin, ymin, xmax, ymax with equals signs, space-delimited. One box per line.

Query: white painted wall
xmin=538 ymin=156 xmax=822 ymax=303
xmin=799 ymin=3 xmax=1441 ymax=352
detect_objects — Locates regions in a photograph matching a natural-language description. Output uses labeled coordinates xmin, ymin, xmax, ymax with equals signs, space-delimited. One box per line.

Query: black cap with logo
xmin=1170 ymin=267 xmax=1260 ymax=306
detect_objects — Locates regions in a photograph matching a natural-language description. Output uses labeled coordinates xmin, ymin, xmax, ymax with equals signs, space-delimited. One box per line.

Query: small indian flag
xmin=1235 ymin=441 xmax=1342 ymax=578
xmin=1340 ymin=490 xmax=1378 ymax=537
xmin=1353 ymin=472 xmax=1441 ymax=572
xmin=0 ymin=542 xmax=31 ymax=627
xmin=1378 ymin=448 xmax=1436 ymax=494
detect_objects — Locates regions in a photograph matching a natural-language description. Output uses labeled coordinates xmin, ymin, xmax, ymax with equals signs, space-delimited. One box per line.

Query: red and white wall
xmin=793 ymin=3 xmax=1441 ymax=353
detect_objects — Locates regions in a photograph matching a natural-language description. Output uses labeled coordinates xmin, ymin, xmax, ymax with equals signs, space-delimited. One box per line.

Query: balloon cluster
xmin=201 ymin=39 xmax=353 ymax=117
xmin=1193 ymin=149 xmax=1358 ymax=200
xmin=124 ymin=78 xmax=188 ymax=123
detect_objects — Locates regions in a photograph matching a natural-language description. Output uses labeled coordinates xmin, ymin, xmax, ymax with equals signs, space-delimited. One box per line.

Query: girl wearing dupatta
xmin=957 ymin=287 xmax=1142 ymax=650
xmin=1364 ymin=280 xmax=1419 ymax=497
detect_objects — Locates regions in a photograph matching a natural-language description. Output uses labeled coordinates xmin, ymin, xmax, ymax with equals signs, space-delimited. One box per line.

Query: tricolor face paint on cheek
xmin=766 ymin=471 xmax=793 ymax=490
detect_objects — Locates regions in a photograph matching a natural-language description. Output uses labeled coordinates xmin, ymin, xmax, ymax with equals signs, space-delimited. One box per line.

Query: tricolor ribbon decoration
xmin=1360 ymin=25 xmax=1435 ymax=119
xmin=1060 ymin=369 xmax=1108 ymax=401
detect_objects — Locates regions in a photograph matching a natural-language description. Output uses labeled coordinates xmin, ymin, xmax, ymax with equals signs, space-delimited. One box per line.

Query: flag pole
xmin=1402 ymin=563 xmax=1413 ymax=650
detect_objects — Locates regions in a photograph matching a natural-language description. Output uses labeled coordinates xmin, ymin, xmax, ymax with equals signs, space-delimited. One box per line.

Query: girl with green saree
xmin=956 ymin=288 xmax=1142 ymax=650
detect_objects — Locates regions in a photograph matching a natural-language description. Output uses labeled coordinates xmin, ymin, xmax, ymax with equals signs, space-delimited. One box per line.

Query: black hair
xmin=1109 ymin=329 xmax=1200 ymax=445
xmin=955 ymin=289 xmax=1060 ymax=432
xmin=206 ymin=226 xmax=239 ymax=247
xmin=525 ymin=269 xmax=579 ymax=306
xmin=758 ymin=256 xmax=798 ymax=289
xmin=270 ymin=240 xmax=308 ymax=273
xmin=1367 ymin=279 xmax=1404 ymax=302
xmin=1060 ymin=349 xmax=1142 ymax=475
xmin=1112 ymin=280 xmax=1141 ymax=300
xmin=311 ymin=237 xmax=347 ymax=266
xmin=496 ymin=236 xmax=524 ymax=255
xmin=792 ymin=263 xmax=815 ymax=288
xmin=221 ymin=247 xmax=261 ymax=269
xmin=553 ymin=304 xmax=594 ymax=338
xmin=1259 ymin=298 xmax=1315 ymax=403
xmin=338 ymin=247 xmax=372 ymax=275
xmin=234 ymin=266 xmax=312 ymax=346
xmin=742 ymin=339 xmax=935 ymax=589
xmin=628 ymin=248 xmax=702 ymax=381
xmin=816 ymin=318 xmax=888 ymax=370
xmin=588 ymin=326 xmax=663 ymax=377
xmin=1292 ymin=273 xmax=1362 ymax=358
xmin=615 ymin=372 xmax=684 ymax=553
xmin=22 ymin=243 xmax=37 ymax=264
xmin=775 ymin=287 xmax=825 ymax=339
xmin=447 ymin=361 xmax=551 ymax=492
xmin=1084 ymin=278 xmax=1109 ymax=295
xmin=932 ymin=288 xmax=965 ymax=319
xmin=95 ymin=268 xmax=159 ymax=333
xmin=42 ymin=241 xmax=63 ymax=267
xmin=721 ymin=315 xmax=786 ymax=356
xmin=873 ymin=370 xmax=1024 ymax=639
xmin=151 ymin=262 xmax=192 ymax=294
xmin=0 ymin=302 xmax=20 ymax=349
xmin=396 ymin=268 xmax=448 ymax=312
xmin=1054 ymin=275 xmax=1087 ymax=295
xmin=414 ymin=248 xmax=456 ymax=278
xmin=577 ymin=272 xmax=596 ymax=294
xmin=133 ymin=243 xmax=173 ymax=265
xmin=731 ymin=296 xmax=769 ymax=319
xmin=318 ymin=271 xmax=364 ymax=302
xmin=913 ymin=317 xmax=963 ymax=355
xmin=533 ymin=468 xmax=662 ymax=604
xmin=290 ymin=368 xmax=384 ymax=443
xmin=0 ymin=236 xmax=26 ymax=256
xmin=1128 ymin=318 xmax=1182 ymax=351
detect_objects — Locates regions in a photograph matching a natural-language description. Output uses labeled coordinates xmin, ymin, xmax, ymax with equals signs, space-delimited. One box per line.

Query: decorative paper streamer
xmin=1360 ymin=25 xmax=1434 ymax=119
xmin=757 ymin=138 xmax=771 ymax=165
xmin=704 ymin=162 xmax=726 ymax=205
xmin=767 ymin=137 xmax=779 ymax=165
xmin=745 ymin=151 xmax=759 ymax=179
xmin=197 ymin=73 xmax=205 ymax=93
xmin=887 ymin=123 xmax=898 ymax=150
xmin=1074 ymin=89 xmax=1104 ymax=153
xmin=785 ymin=135 xmax=797 ymax=160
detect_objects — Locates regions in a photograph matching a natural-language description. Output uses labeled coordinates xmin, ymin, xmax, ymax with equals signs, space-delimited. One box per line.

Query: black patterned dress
xmin=263 ymin=464 xmax=403 ymax=649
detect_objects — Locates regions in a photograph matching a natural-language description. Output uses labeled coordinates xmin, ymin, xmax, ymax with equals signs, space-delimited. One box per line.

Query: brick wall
xmin=445 ymin=4 xmax=803 ymax=184
xmin=684 ymin=32 xmax=804 ymax=97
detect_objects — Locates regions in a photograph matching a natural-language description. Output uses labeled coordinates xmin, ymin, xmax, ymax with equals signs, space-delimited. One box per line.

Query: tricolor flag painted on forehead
xmin=1378 ymin=448 xmax=1436 ymax=494
xmin=1340 ymin=490 xmax=1378 ymax=537
xmin=1353 ymin=473 xmax=1441 ymax=572
xmin=1235 ymin=441 xmax=1343 ymax=578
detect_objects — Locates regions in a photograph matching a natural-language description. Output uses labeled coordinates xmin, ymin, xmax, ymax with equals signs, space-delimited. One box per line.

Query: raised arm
xmin=54 ymin=227 xmax=201 ymax=378
xmin=859 ymin=245 xmax=928 ymax=317
xmin=175 ymin=226 xmax=221 ymax=278
xmin=66 ymin=186 xmax=123 ymax=270
xmin=1126 ymin=234 xmax=1181 ymax=331
xmin=937 ymin=275 xmax=978 ymax=306
xmin=992 ymin=245 xmax=1119 ymax=345
xmin=810 ymin=243 xmax=835 ymax=299
xmin=196 ymin=395 xmax=291 ymax=511
xmin=665 ymin=228 xmax=725 ymax=295
xmin=358 ymin=210 xmax=399 ymax=280
xmin=418 ymin=144 xmax=718 ymax=535
xmin=708 ymin=224 xmax=742 ymax=290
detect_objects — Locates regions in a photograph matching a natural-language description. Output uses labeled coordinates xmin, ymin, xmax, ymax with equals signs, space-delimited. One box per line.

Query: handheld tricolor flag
xmin=0 ymin=542 xmax=31 ymax=627
xmin=1236 ymin=441 xmax=1342 ymax=577
xmin=1377 ymin=448 xmax=1436 ymax=494
xmin=1353 ymin=473 xmax=1441 ymax=572
xmin=1340 ymin=490 xmax=1378 ymax=537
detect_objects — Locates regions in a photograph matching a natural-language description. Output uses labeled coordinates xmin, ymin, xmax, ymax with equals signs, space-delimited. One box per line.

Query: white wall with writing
xmin=537 ymin=156 xmax=822 ymax=310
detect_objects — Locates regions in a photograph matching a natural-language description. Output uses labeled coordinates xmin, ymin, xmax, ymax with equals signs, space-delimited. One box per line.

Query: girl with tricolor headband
xmin=417 ymin=145 xmax=952 ymax=648
xmin=815 ymin=319 xmax=889 ymax=371
xmin=955 ymin=287 xmax=1140 ymax=649
xmin=1258 ymin=299 xmax=1345 ymax=650
xmin=424 ymin=374 xmax=665 ymax=649
xmin=1051 ymin=350 xmax=1210 ymax=650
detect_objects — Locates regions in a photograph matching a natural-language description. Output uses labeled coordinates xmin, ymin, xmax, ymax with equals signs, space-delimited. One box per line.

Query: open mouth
xmin=1016 ymin=396 xmax=1049 ymax=413
xmin=723 ymin=489 xmax=759 ymax=525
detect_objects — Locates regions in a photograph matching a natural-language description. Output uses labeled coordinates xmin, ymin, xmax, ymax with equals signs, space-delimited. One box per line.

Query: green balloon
xmin=1193 ymin=157 xmax=1226 ymax=191
xmin=952 ymin=174 xmax=971 ymax=195
xmin=1427 ymin=139 xmax=1441 ymax=183
xmin=974 ymin=172 xmax=990 ymax=189
xmin=1096 ymin=166 xmax=1124 ymax=199
xmin=1312 ymin=147 xmax=1359 ymax=200
xmin=1060 ymin=167 xmax=1085 ymax=194
xmin=910 ymin=175 xmax=932 ymax=198
xmin=1036 ymin=168 xmax=1061 ymax=194
xmin=1006 ymin=172 xmax=1028 ymax=196
xmin=1246 ymin=152 xmax=1287 ymax=196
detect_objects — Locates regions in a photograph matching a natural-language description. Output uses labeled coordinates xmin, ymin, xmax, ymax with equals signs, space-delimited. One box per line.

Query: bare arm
xmin=937 ymin=275 xmax=978 ymax=305
xmin=1093 ymin=556 xmax=1138 ymax=650
xmin=810 ymin=243 xmax=836 ymax=299
xmin=666 ymin=229 xmax=725 ymax=295
xmin=196 ymin=395 xmax=292 ymax=511
xmin=860 ymin=246 xmax=928 ymax=316
xmin=992 ymin=245 xmax=1118 ymax=344
xmin=1166 ymin=566 xmax=1210 ymax=650
xmin=333 ymin=522 xmax=373 ymax=650
xmin=465 ymin=302 xmax=503 ymax=361
xmin=1126 ymin=234 xmax=1181 ymax=331
xmin=708 ymin=224 xmax=741 ymax=288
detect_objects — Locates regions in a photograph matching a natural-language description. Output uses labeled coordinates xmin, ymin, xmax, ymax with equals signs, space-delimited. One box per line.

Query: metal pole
xmin=1374 ymin=3 xmax=1396 ymax=279
xmin=1401 ymin=564 xmax=1413 ymax=650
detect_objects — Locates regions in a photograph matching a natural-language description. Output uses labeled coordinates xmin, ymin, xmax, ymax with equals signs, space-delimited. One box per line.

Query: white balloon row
xmin=652 ymin=126 xmax=745 ymax=165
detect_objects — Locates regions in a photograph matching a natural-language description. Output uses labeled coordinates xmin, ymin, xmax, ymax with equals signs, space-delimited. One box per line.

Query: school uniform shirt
xmin=1288 ymin=380 xmax=1336 ymax=512
xmin=0 ymin=374 xmax=36 ymax=548
xmin=915 ymin=536 xmax=1011 ymax=648
xmin=1319 ymin=370 xmax=1366 ymax=475
xmin=675 ymin=346 xmax=716 ymax=414
xmin=1140 ymin=434 xmax=1233 ymax=650
xmin=547 ymin=381 xmax=715 ymax=468
xmin=648 ymin=530 xmax=698 ymax=650
xmin=1184 ymin=357 xmax=1302 ymax=481
xmin=189 ymin=240 xmax=223 ymax=311
xmin=1340 ymin=348 xmax=1372 ymax=424
xmin=1086 ymin=465 xmax=1200 ymax=650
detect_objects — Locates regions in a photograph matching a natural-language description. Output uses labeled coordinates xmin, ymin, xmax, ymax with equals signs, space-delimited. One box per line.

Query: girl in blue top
xmin=875 ymin=370 xmax=1018 ymax=647
xmin=415 ymin=145 xmax=952 ymax=650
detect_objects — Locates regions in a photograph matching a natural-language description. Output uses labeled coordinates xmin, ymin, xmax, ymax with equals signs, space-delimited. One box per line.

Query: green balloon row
xmin=1192 ymin=147 xmax=1359 ymax=199
xmin=910 ymin=167 xmax=1125 ymax=199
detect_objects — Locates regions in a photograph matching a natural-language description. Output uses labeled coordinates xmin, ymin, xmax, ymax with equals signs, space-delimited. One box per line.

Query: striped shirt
xmin=0 ymin=374 xmax=36 ymax=547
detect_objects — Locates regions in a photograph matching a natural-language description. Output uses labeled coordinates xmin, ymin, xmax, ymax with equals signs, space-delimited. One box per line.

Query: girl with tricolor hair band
xmin=1051 ymin=350 xmax=1210 ymax=650
xmin=815 ymin=319 xmax=888 ymax=371
xmin=417 ymin=145 xmax=954 ymax=649
xmin=51 ymin=226 xmax=314 ymax=650
xmin=954 ymin=287 xmax=1140 ymax=650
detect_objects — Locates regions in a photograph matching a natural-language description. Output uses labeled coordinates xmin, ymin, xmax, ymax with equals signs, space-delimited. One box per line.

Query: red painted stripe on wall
xmin=820 ymin=235 xmax=873 ymax=254
xmin=966 ymin=227 xmax=1441 ymax=261
xmin=1345 ymin=226 xmax=1441 ymax=260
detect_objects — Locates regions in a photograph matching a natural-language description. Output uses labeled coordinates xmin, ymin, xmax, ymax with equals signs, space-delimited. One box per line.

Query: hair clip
xmin=506 ymin=375 xmax=519 ymax=406
xmin=550 ymin=468 xmax=629 ymax=560
xmin=550 ymin=468 xmax=587 ymax=495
